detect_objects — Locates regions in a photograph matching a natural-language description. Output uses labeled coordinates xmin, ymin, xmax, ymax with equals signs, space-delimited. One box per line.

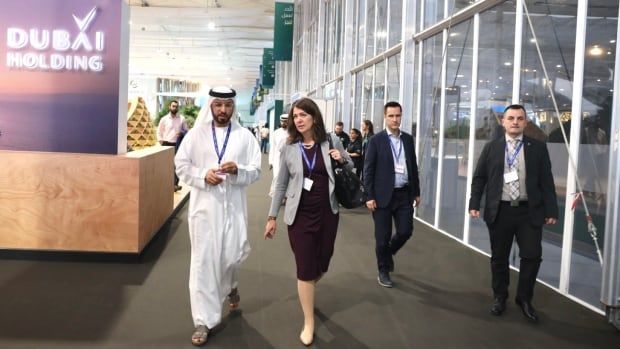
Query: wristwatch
xmin=267 ymin=216 xmax=276 ymax=221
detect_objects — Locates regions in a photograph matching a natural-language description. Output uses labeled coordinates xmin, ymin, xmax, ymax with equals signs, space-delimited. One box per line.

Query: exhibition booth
xmin=0 ymin=0 xmax=178 ymax=253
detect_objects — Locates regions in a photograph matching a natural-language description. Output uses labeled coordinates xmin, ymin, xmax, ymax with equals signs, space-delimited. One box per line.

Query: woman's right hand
xmin=264 ymin=219 xmax=276 ymax=240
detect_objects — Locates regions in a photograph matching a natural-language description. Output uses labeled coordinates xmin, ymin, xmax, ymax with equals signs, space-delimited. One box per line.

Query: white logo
xmin=5 ymin=6 xmax=105 ymax=72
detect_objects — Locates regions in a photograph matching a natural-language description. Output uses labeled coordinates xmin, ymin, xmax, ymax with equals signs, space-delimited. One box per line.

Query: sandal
xmin=191 ymin=325 xmax=209 ymax=346
xmin=227 ymin=288 xmax=240 ymax=310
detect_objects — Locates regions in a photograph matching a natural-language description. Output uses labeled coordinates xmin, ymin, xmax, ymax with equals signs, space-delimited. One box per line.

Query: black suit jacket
xmin=468 ymin=135 xmax=559 ymax=226
xmin=363 ymin=130 xmax=421 ymax=208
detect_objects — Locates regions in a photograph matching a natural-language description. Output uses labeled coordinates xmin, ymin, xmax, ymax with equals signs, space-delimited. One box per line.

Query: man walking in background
xmin=269 ymin=113 xmax=289 ymax=197
xmin=158 ymin=99 xmax=189 ymax=192
xmin=364 ymin=101 xmax=420 ymax=288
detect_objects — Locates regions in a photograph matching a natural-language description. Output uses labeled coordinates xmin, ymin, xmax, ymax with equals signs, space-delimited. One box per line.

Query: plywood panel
xmin=0 ymin=148 xmax=174 ymax=253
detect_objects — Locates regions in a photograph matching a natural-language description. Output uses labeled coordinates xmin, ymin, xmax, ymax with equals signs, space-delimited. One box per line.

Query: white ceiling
xmin=127 ymin=0 xmax=276 ymax=93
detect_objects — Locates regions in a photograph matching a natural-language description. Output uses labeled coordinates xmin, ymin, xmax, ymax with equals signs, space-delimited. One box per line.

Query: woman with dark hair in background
xmin=347 ymin=128 xmax=363 ymax=176
xmin=360 ymin=119 xmax=374 ymax=178
xmin=264 ymin=97 xmax=353 ymax=346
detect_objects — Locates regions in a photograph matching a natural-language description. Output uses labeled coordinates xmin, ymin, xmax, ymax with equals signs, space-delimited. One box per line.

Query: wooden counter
xmin=0 ymin=147 xmax=175 ymax=253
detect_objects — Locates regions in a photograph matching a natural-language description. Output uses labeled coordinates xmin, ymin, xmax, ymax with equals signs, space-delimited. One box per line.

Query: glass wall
xmin=373 ymin=60 xmax=386 ymax=126
xmin=376 ymin=0 xmax=389 ymax=54
xmin=569 ymin=1 xmax=618 ymax=308
xmin=517 ymin=0 xmax=578 ymax=289
xmin=389 ymin=0 xmax=403 ymax=47
xmin=438 ymin=19 xmax=474 ymax=239
xmin=356 ymin=0 xmax=367 ymax=66
xmin=366 ymin=0 xmax=376 ymax=60
xmin=387 ymin=53 xmax=401 ymax=102
xmin=469 ymin=1 xmax=516 ymax=254
xmin=288 ymin=0 xmax=620 ymax=313
xmin=417 ymin=35 xmax=443 ymax=224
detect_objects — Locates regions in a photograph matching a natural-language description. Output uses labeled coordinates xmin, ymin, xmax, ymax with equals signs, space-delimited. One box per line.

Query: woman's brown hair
xmin=287 ymin=98 xmax=328 ymax=144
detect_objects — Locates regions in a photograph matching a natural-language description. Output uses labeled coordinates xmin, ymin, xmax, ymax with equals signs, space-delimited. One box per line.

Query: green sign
xmin=274 ymin=2 xmax=294 ymax=61
xmin=275 ymin=100 xmax=284 ymax=125
xmin=262 ymin=48 xmax=275 ymax=88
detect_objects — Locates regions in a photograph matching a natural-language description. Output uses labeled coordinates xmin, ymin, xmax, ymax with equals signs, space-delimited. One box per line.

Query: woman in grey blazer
xmin=264 ymin=97 xmax=352 ymax=346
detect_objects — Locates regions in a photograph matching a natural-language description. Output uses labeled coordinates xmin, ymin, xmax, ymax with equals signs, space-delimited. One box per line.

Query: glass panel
xmin=376 ymin=0 xmax=388 ymax=54
xmin=412 ymin=44 xmax=419 ymax=137
xmin=569 ymin=1 xmax=618 ymax=309
xmin=373 ymin=60 xmax=386 ymax=127
xmin=366 ymin=0 xmax=376 ymax=60
xmin=389 ymin=0 xmax=403 ymax=47
xmin=355 ymin=70 xmax=364 ymax=128
xmin=357 ymin=0 xmax=367 ymax=66
xmin=417 ymin=35 xmax=443 ymax=224
xmin=439 ymin=19 xmax=473 ymax=240
xmin=518 ymin=0 xmax=578 ymax=289
xmin=363 ymin=66 xmax=374 ymax=121
xmin=387 ymin=53 xmax=401 ymax=101
xmin=469 ymin=2 xmax=516 ymax=253
xmin=448 ymin=0 xmax=479 ymax=14
xmin=424 ymin=0 xmax=445 ymax=28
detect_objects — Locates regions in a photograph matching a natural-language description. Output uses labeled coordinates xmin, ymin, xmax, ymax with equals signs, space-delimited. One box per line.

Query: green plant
xmin=181 ymin=104 xmax=201 ymax=129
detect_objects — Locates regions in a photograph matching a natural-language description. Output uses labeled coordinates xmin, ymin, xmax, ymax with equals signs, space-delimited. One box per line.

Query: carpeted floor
xmin=0 ymin=155 xmax=618 ymax=348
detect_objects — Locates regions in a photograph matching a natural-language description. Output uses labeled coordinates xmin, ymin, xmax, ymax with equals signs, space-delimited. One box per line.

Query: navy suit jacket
xmin=363 ymin=129 xmax=421 ymax=208
xmin=468 ymin=135 xmax=559 ymax=226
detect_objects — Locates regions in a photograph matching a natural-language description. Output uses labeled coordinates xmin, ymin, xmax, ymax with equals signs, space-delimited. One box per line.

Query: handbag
xmin=327 ymin=135 xmax=366 ymax=209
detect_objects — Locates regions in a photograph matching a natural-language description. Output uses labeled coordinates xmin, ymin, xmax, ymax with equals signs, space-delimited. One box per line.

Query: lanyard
xmin=505 ymin=140 xmax=523 ymax=169
xmin=299 ymin=142 xmax=317 ymax=177
xmin=389 ymin=136 xmax=403 ymax=163
xmin=212 ymin=121 xmax=232 ymax=165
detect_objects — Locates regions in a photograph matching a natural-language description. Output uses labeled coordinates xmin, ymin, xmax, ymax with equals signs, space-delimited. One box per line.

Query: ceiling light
xmin=610 ymin=40 xmax=616 ymax=44
xmin=556 ymin=64 xmax=562 ymax=68
xmin=589 ymin=45 xmax=604 ymax=56
xmin=450 ymin=32 xmax=459 ymax=37
xmin=530 ymin=38 xmax=536 ymax=43
xmin=504 ymin=62 xmax=512 ymax=66
xmin=208 ymin=22 xmax=216 ymax=30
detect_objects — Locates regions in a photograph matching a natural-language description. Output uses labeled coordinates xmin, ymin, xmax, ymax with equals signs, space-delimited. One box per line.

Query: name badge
xmin=303 ymin=177 xmax=314 ymax=191
xmin=395 ymin=164 xmax=405 ymax=174
xmin=504 ymin=171 xmax=518 ymax=184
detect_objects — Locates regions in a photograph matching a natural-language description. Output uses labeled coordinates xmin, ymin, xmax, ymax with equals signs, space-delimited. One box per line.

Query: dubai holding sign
xmin=0 ymin=0 xmax=129 ymax=154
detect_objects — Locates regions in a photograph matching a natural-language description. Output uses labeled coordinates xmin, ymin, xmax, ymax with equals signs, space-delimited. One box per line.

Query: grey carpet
xmin=0 ymin=155 xmax=618 ymax=348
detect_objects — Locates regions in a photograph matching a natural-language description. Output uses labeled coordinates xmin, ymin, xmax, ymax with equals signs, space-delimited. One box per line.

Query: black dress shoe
xmin=515 ymin=299 xmax=539 ymax=322
xmin=377 ymin=271 xmax=393 ymax=288
xmin=490 ymin=297 xmax=506 ymax=316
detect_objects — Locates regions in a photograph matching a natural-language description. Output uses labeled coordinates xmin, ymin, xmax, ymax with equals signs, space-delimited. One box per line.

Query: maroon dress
xmin=288 ymin=145 xmax=339 ymax=281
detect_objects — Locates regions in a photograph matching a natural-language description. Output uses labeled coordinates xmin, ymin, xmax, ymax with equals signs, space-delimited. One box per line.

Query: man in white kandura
xmin=268 ymin=113 xmax=289 ymax=197
xmin=175 ymin=86 xmax=262 ymax=346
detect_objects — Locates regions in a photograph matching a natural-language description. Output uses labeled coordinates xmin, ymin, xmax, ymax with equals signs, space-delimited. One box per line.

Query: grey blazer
xmin=268 ymin=134 xmax=353 ymax=225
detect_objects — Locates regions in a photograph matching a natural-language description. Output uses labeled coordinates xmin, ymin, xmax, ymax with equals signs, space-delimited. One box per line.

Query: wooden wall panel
xmin=0 ymin=147 xmax=174 ymax=253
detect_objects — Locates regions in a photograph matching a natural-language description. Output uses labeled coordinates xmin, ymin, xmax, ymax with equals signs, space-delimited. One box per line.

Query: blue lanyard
xmin=299 ymin=142 xmax=317 ymax=177
xmin=389 ymin=136 xmax=403 ymax=163
xmin=212 ymin=121 xmax=232 ymax=165
xmin=505 ymin=140 xmax=523 ymax=169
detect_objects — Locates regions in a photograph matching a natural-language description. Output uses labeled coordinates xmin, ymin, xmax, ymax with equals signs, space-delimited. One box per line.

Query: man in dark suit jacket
xmin=469 ymin=104 xmax=558 ymax=323
xmin=364 ymin=101 xmax=421 ymax=288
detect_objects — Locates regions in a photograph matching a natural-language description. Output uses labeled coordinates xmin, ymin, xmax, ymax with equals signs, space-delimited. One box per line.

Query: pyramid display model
xmin=127 ymin=97 xmax=158 ymax=150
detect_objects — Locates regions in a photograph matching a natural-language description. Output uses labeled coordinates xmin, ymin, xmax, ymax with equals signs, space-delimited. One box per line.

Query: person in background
xmin=469 ymin=104 xmax=558 ymax=323
xmin=364 ymin=101 xmax=421 ymax=288
xmin=175 ymin=87 xmax=261 ymax=346
xmin=360 ymin=119 xmax=375 ymax=179
xmin=264 ymin=97 xmax=352 ymax=346
xmin=269 ymin=114 xmax=290 ymax=197
xmin=260 ymin=125 xmax=270 ymax=154
xmin=158 ymin=99 xmax=189 ymax=191
xmin=334 ymin=121 xmax=350 ymax=149
xmin=347 ymin=128 xmax=363 ymax=176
